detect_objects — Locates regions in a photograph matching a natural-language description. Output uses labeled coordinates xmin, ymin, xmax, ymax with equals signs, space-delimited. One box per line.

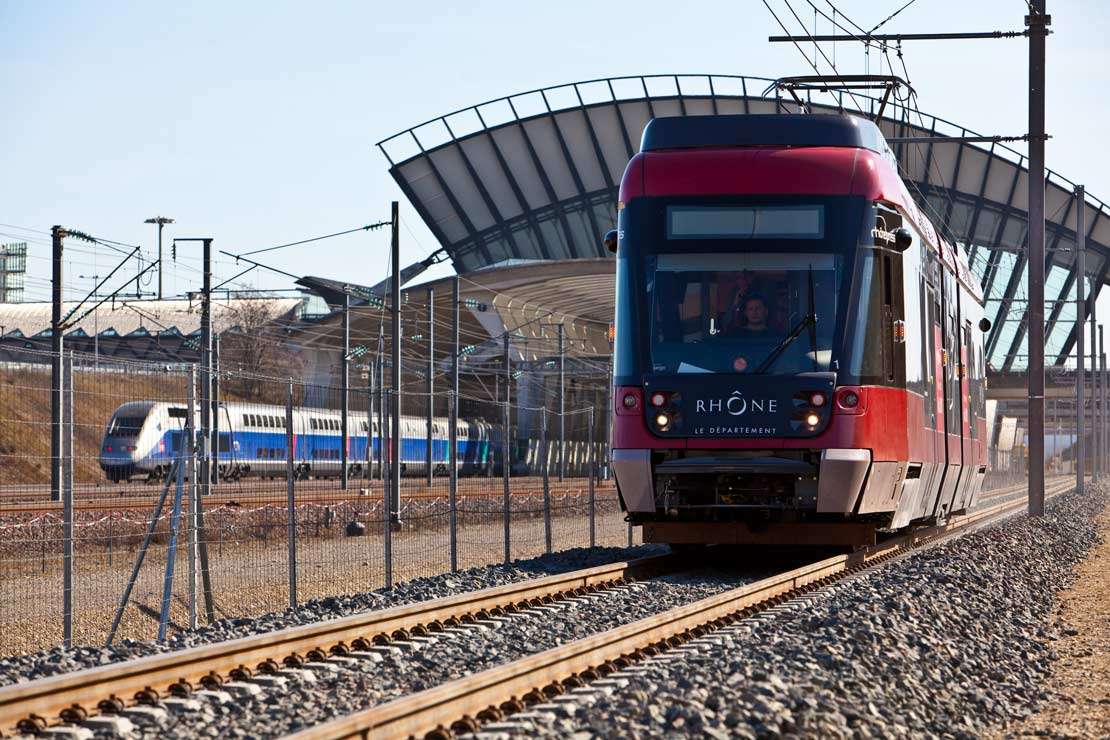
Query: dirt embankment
xmin=0 ymin=366 xmax=189 ymax=486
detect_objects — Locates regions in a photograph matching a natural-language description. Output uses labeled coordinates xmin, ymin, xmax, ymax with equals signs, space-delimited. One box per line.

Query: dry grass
xmin=0 ymin=365 xmax=191 ymax=486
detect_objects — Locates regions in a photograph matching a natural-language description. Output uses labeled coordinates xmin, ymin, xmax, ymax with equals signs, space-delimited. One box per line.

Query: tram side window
xmin=880 ymin=253 xmax=896 ymax=382
xmin=846 ymin=252 xmax=887 ymax=383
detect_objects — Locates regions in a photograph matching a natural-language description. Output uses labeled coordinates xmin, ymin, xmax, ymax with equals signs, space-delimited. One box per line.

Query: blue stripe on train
xmin=150 ymin=430 xmax=488 ymax=467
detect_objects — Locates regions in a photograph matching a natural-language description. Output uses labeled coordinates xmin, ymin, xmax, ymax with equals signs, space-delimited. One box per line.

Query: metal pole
xmin=503 ymin=334 xmax=511 ymax=564
xmin=286 ymin=380 xmax=297 ymax=607
xmin=1096 ymin=324 xmax=1103 ymax=479
xmin=51 ymin=225 xmax=64 ymax=504
xmin=588 ymin=407 xmax=596 ymax=549
xmin=449 ymin=276 xmax=460 ymax=572
xmin=366 ymin=362 xmax=374 ymax=481
xmin=427 ymin=287 xmax=435 ymax=487
xmin=62 ymin=352 xmax=74 ymax=648
xmin=541 ymin=407 xmax=551 ymax=554
xmin=384 ymin=384 xmax=393 ymax=589
xmin=490 ymin=374 xmax=497 ymax=481
xmin=558 ymin=323 xmax=566 ymax=481
xmin=1026 ymin=0 xmax=1049 ymax=515
xmin=211 ymin=334 xmax=220 ymax=487
xmin=197 ymin=239 xmax=215 ymax=622
xmin=187 ymin=366 xmax=197 ymax=630
xmin=342 ymin=294 xmax=350 ymax=490
xmin=1093 ymin=298 xmax=1100 ymax=478
xmin=1076 ymin=184 xmax=1086 ymax=491
xmin=1096 ymin=326 xmax=1105 ymax=477
xmin=377 ymin=352 xmax=385 ymax=480
xmin=157 ymin=220 xmax=164 ymax=300
xmin=157 ymin=409 xmax=187 ymax=643
xmin=390 ymin=200 xmax=401 ymax=531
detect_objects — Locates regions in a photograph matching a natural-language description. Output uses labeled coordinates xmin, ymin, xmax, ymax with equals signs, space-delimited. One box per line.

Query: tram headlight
xmin=838 ymin=390 xmax=860 ymax=409
xmin=810 ymin=392 xmax=826 ymax=407
xmin=804 ymin=412 xmax=820 ymax=427
xmin=622 ymin=393 xmax=639 ymax=409
xmin=650 ymin=391 xmax=668 ymax=408
xmin=654 ymin=412 xmax=671 ymax=430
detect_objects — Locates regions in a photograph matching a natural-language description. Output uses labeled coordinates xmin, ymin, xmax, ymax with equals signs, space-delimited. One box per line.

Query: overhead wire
xmin=869 ymin=0 xmax=919 ymax=33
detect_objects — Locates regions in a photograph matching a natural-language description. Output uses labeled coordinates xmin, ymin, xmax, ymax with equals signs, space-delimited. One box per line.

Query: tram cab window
xmin=648 ymin=252 xmax=841 ymax=374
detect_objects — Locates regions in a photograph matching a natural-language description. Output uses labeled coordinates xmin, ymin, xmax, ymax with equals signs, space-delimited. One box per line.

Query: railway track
xmin=286 ymin=478 xmax=1074 ymax=740
xmin=0 ymin=551 xmax=684 ymax=736
xmin=0 ymin=479 xmax=613 ymax=515
xmin=0 ymin=478 xmax=1064 ymax=737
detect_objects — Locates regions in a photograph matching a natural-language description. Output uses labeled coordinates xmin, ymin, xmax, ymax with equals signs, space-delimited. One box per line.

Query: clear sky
xmin=2 ymin=1 xmax=1109 ymax=316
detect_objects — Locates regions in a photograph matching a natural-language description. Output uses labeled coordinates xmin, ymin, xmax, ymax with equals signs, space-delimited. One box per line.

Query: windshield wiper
xmin=754 ymin=266 xmax=818 ymax=374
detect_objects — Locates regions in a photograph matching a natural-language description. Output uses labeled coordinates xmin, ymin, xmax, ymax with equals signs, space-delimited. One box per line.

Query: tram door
xmin=919 ymin=281 xmax=941 ymax=517
xmin=933 ymin=269 xmax=964 ymax=518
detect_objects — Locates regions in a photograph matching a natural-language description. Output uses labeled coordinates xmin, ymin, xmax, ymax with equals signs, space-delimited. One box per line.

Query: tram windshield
xmin=648 ymin=252 xmax=842 ymax=374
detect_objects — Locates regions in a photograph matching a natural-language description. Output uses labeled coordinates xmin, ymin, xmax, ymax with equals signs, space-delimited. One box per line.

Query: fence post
xmin=62 ymin=351 xmax=74 ymax=648
xmin=450 ymin=275 xmax=460 ymax=573
xmin=426 ymin=286 xmax=434 ymax=487
xmin=588 ymin=408 xmax=596 ymax=549
xmin=449 ymin=391 xmax=458 ymax=572
xmin=384 ymin=389 xmax=393 ymax=589
xmin=341 ymin=295 xmax=350 ymax=490
xmin=212 ymin=334 xmax=220 ymax=487
xmin=378 ymin=354 xmax=385 ymax=480
xmin=542 ymin=408 xmax=551 ymax=554
xmin=158 ymin=412 xmax=188 ymax=642
xmin=366 ymin=363 xmax=373 ymax=481
xmin=503 ymin=335 xmax=511 ymax=564
xmin=187 ymin=366 xmax=198 ymax=630
xmin=558 ymin=323 xmax=565 ymax=482
xmin=286 ymin=380 xmax=297 ymax=608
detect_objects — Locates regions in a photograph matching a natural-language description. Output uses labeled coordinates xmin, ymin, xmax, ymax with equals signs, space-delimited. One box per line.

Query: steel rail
xmin=0 ymin=480 xmax=614 ymax=514
xmin=0 ymin=553 xmax=680 ymax=736
xmin=288 ymin=478 xmax=1075 ymax=740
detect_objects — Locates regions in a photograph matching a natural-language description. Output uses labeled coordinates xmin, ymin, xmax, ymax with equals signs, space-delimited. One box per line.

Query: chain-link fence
xmin=0 ymin=345 xmax=632 ymax=654
xmin=7 ymin=333 xmax=1088 ymax=655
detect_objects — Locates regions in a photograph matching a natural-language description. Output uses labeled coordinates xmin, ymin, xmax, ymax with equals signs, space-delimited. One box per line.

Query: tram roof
xmin=640 ymin=113 xmax=888 ymax=154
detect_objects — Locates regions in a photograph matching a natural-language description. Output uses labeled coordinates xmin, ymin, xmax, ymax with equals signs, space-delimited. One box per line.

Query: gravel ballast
xmin=130 ymin=565 xmax=764 ymax=738
xmin=505 ymin=485 xmax=1108 ymax=739
xmin=0 ymin=543 xmax=665 ymax=688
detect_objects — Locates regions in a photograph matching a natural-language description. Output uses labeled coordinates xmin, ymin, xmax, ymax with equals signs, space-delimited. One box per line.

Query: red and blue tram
xmin=609 ymin=114 xmax=988 ymax=547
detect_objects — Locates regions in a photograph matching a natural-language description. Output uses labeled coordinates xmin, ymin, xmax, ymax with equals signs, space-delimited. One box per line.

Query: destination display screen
xmin=667 ymin=205 xmax=824 ymax=240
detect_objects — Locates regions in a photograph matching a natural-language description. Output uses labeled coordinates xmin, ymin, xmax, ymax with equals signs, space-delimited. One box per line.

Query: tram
xmin=609 ymin=114 xmax=988 ymax=547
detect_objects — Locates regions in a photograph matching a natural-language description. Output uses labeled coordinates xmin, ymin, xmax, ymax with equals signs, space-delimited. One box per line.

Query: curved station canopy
xmin=379 ymin=73 xmax=1110 ymax=374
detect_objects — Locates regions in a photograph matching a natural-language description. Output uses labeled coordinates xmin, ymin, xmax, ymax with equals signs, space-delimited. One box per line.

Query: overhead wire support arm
xmin=211 ymin=263 xmax=260 ymax=292
xmin=62 ymin=259 xmax=161 ymax=330
xmin=888 ymin=134 xmax=1049 ymax=144
xmin=769 ymin=30 xmax=1029 ymax=42
xmin=59 ymin=246 xmax=141 ymax=326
